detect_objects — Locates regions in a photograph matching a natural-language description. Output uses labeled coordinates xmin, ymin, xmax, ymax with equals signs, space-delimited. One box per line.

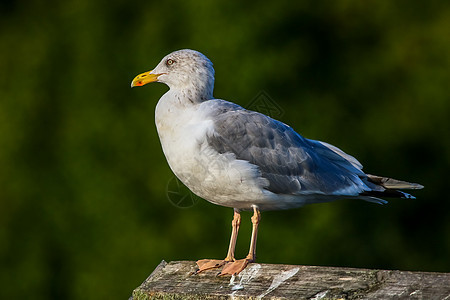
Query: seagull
xmin=131 ymin=49 xmax=423 ymax=276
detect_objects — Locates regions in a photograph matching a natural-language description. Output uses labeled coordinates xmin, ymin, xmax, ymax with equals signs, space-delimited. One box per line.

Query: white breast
xmin=154 ymin=92 xmax=269 ymax=209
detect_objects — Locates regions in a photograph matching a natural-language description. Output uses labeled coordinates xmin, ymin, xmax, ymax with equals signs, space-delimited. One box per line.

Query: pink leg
xmin=225 ymin=209 xmax=241 ymax=261
xmin=195 ymin=209 xmax=241 ymax=273
xmin=220 ymin=205 xmax=261 ymax=276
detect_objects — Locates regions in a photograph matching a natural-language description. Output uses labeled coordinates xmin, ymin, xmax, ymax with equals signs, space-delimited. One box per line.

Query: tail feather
xmin=360 ymin=174 xmax=423 ymax=202
xmin=361 ymin=189 xmax=417 ymax=200
xmin=366 ymin=174 xmax=424 ymax=190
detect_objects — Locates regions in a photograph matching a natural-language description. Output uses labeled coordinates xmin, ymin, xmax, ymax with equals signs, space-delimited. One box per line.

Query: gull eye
xmin=166 ymin=59 xmax=175 ymax=66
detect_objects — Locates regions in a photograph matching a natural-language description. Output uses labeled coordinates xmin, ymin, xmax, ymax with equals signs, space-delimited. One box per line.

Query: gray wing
xmin=204 ymin=100 xmax=370 ymax=196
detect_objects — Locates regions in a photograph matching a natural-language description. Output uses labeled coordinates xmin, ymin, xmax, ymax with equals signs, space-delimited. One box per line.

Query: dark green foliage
xmin=0 ymin=1 xmax=449 ymax=299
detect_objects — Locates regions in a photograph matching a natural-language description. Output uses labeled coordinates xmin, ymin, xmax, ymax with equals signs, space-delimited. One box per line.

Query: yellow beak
xmin=130 ymin=70 xmax=161 ymax=87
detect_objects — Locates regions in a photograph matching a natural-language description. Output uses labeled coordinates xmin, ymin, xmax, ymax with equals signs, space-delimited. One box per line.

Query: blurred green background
xmin=1 ymin=0 xmax=449 ymax=299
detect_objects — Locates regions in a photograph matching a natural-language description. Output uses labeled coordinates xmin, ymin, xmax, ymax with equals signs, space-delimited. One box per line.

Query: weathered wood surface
xmin=132 ymin=260 xmax=450 ymax=299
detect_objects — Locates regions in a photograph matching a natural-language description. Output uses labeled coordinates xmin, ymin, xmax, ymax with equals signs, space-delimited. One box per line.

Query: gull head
xmin=131 ymin=49 xmax=215 ymax=101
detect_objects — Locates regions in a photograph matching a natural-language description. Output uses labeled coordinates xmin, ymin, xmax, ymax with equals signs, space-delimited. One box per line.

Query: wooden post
xmin=131 ymin=260 xmax=450 ymax=299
